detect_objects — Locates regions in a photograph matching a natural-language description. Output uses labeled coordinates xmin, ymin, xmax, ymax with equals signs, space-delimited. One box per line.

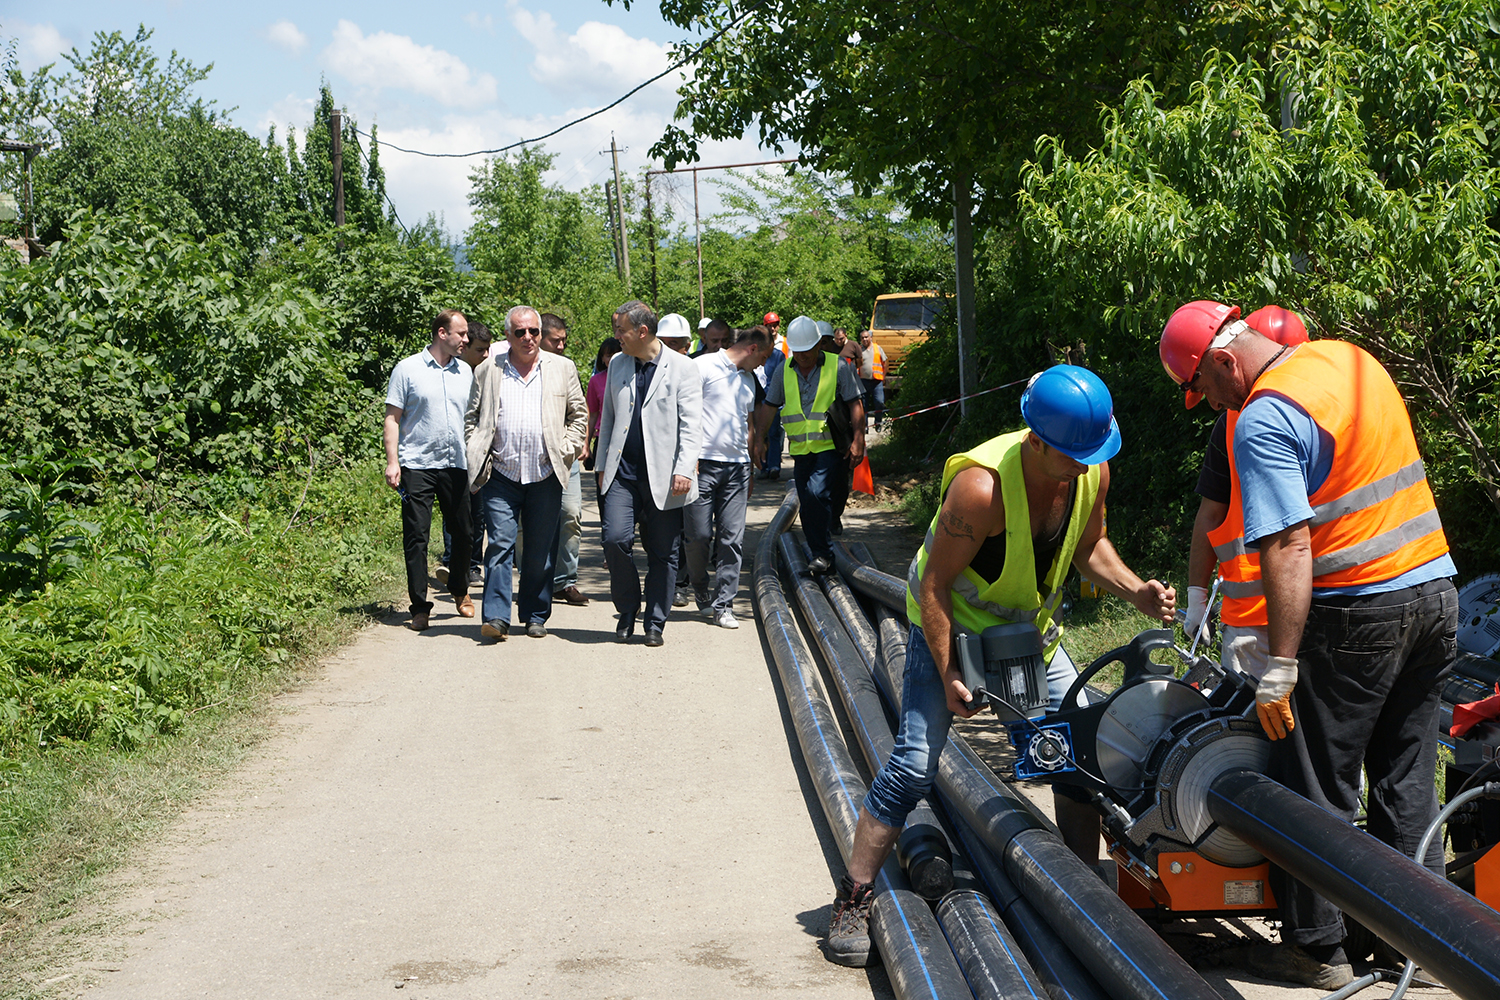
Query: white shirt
xmin=489 ymin=359 xmax=554 ymax=485
xmin=695 ymin=352 xmax=756 ymax=463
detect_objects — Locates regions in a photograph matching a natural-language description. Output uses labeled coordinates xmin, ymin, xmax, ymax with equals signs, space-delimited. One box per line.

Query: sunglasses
xmin=512 ymin=327 xmax=541 ymax=338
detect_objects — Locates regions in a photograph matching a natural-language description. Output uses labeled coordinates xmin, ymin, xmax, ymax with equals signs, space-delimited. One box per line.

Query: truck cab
xmin=867 ymin=291 xmax=948 ymax=388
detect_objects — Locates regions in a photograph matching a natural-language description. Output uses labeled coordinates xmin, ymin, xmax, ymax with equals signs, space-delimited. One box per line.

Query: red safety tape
xmin=885 ymin=376 xmax=1032 ymax=422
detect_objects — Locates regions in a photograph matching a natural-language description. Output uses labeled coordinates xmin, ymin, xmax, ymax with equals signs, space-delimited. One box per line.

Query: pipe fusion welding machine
xmin=967 ymin=624 xmax=1500 ymax=919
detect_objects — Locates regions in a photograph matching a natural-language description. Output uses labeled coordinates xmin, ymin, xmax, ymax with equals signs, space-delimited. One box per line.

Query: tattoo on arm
xmin=937 ymin=510 xmax=976 ymax=541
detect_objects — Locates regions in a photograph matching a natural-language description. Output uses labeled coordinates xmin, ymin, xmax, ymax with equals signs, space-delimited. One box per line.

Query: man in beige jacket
xmin=465 ymin=305 xmax=587 ymax=641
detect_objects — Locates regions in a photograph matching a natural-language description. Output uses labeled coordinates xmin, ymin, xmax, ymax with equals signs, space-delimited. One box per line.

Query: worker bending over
xmin=824 ymin=365 xmax=1175 ymax=967
xmin=1160 ymin=301 xmax=1457 ymax=990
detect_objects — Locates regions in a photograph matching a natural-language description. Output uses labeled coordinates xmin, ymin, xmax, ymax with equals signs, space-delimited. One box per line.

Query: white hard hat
xmin=657 ymin=313 xmax=692 ymax=340
xmin=698 ymin=316 xmax=713 ymax=329
xmin=816 ymin=320 xmax=834 ymax=340
xmin=786 ymin=315 xmax=821 ymax=352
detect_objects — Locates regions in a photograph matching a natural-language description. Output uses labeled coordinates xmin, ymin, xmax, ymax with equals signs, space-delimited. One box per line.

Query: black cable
xmin=353 ymin=3 xmax=766 ymax=161
xmin=344 ymin=129 xmax=410 ymax=237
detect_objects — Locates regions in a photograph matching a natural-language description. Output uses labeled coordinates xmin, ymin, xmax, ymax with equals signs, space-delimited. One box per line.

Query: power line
xmin=351 ymin=3 xmax=762 ymax=161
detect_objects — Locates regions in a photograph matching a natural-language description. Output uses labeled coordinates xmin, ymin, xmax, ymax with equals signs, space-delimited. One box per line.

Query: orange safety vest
xmin=870 ymin=345 xmax=886 ymax=381
xmin=1207 ymin=410 xmax=1266 ymax=626
xmin=1211 ymin=341 xmax=1447 ymax=613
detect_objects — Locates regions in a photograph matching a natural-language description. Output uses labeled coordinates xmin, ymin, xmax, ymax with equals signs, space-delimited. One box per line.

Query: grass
xmin=0 ymin=464 xmax=410 ymax=997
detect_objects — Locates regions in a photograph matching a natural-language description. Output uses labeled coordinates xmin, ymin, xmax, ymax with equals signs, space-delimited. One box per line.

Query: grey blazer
xmin=596 ymin=345 xmax=703 ymax=508
xmin=464 ymin=350 xmax=587 ymax=492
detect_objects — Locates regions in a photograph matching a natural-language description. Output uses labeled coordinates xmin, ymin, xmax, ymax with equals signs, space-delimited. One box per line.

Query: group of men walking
xmin=384 ymin=300 xmax=849 ymax=648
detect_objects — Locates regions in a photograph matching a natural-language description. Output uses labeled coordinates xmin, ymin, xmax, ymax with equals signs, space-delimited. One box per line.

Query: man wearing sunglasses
xmin=1160 ymin=300 xmax=1457 ymax=989
xmin=464 ymin=306 xmax=587 ymax=641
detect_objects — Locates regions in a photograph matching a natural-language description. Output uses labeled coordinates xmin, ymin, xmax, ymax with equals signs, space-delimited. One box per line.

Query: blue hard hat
xmin=1019 ymin=365 xmax=1122 ymax=464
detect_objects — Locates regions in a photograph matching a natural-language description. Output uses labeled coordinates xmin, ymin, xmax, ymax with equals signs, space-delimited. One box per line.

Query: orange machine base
xmin=1477 ymin=842 xmax=1500 ymax=911
xmin=1111 ymin=845 xmax=1277 ymax=917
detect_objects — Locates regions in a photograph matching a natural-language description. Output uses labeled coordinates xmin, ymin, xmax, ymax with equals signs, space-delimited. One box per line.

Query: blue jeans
xmin=763 ymin=414 xmax=784 ymax=474
xmin=552 ymin=460 xmax=583 ymax=591
xmin=864 ymin=624 xmax=1081 ymax=828
xmin=479 ymin=472 xmax=562 ymax=627
xmin=792 ymin=449 xmax=840 ymax=560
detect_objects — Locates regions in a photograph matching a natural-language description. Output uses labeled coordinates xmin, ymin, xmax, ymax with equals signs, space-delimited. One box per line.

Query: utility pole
xmin=645 ymin=179 xmax=659 ymax=312
xmin=330 ymin=109 xmax=345 ymax=227
xmin=953 ymin=168 xmax=977 ymax=419
xmin=610 ymin=135 xmax=630 ymax=290
xmin=605 ymin=180 xmax=621 ymax=272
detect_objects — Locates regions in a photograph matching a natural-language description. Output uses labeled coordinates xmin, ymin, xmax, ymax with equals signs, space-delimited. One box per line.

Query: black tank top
xmin=967 ymin=478 xmax=1078 ymax=592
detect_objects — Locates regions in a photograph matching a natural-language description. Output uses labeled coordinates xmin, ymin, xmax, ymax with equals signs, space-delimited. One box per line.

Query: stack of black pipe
xmin=759 ymin=487 xmax=1500 ymax=1000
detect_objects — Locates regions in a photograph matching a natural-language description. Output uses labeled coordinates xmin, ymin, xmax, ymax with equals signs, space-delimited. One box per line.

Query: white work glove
xmin=1184 ymin=586 xmax=1211 ymax=644
xmin=1255 ymin=655 xmax=1298 ymax=741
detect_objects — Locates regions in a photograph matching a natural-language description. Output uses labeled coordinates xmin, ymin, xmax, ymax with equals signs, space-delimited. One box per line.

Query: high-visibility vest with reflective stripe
xmin=782 ymin=353 xmax=838 ymax=455
xmin=1206 ymin=410 xmax=1267 ymax=627
xmin=904 ymin=429 xmax=1099 ymax=661
xmin=1241 ymin=340 xmax=1448 ymax=590
xmin=870 ymin=345 xmax=886 ymax=380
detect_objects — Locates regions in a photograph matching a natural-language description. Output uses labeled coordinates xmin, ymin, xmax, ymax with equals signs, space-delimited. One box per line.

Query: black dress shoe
xmin=808 ymin=555 xmax=834 ymax=576
xmin=615 ymin=621 xmax=635 ymax=642
xmin=644 ymin=628 xmax=664 ymax=647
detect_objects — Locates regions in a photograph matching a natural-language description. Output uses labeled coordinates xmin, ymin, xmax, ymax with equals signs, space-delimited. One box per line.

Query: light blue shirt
xmin=385 ymin=348 xmax=472 ymax=470
xmin=1235 ymin=390 xmax=1455 ymax=597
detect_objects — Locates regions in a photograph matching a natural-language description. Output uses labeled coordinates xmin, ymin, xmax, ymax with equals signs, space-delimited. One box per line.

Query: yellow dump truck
xmin=867 ymin=291 xmax=948 ymax=387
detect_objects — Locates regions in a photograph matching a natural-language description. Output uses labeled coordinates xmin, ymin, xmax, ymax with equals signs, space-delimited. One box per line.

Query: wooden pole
xmin=645 ymin=178 xmax=659 ymax=312
xmin=331 ymin=109 xmax=345 ymax=227
xmin=953 ymin=169 xmax=977 ymax=419
xmin=610 ymin=136 xmax=630 ymax=290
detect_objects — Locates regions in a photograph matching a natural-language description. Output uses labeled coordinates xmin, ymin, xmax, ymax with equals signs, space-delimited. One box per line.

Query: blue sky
xmin=2 ymin=2 xmax=786 ymax=235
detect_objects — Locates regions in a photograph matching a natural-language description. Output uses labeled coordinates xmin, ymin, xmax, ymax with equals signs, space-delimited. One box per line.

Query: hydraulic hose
xmin=752 ymin=488 xmax=973 ymax=1000
xmin=863 ymin=608 xmax=1225 ymax=1000
xmin=1207 ymin=769 xmax=1500 ymax=1000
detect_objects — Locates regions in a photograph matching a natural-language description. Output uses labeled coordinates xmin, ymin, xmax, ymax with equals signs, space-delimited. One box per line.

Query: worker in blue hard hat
xmin=822 ymin=363 xmax=1176 ymax=968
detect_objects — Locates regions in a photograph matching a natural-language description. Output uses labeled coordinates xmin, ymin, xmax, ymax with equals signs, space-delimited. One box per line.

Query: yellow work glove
xmin=1255 ymin=655 xmax=1297 ymax=740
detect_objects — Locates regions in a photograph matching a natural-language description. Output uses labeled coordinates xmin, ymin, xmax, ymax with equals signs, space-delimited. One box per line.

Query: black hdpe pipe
xmin=834 ymin=538 xmax=910 ymax=613
xmin=753 ymin=488 xmax=974 ymax=1000
xmin=875 ymin=608 xmax=1111 ymax=1000
xmin=781 ymin=534 xmax=1050 ymax=1000
xmin=1208 ymin=768 xmax=1500 ymax=1000
xmin=854 ymin=591 xmax=1223 ymax=1000
xmin=790 ymin=542 xmax=954 ymax=900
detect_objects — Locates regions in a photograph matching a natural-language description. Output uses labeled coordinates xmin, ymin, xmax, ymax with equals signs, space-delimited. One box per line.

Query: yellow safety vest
xmin=905 ymin=430 xmax=1099 ymax=661
xmin=782 ymin=354 xmax=839 ymax=455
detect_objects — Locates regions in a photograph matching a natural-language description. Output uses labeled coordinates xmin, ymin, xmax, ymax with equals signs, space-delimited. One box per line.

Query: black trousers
xmin=600 ymin=475 xmax=682 ymax=634
xmin=1271 ymin=577 xmax=1457 ymax=946
xmin=400 ymin=466 xmax=473 ymax=615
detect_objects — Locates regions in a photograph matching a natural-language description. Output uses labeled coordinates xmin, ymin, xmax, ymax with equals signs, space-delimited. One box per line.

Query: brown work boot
xmin=407 ymin=611 xmax=430 ymax=631
xmin=824 ymin=875 xmax=877 ymax=967
xmin=1225 ymin=942 xmax=1353 ymax=990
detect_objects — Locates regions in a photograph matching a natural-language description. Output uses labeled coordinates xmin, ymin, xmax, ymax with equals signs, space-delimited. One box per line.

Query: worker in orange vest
xmin=857 ymin=329 xmax=888 ymax=431
xmin=1160 ymin=300 xmax=1458 ymax=991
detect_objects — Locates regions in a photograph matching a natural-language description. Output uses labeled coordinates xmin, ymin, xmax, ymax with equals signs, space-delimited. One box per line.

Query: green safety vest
xmin=905 ymin=429 xmax=1099 ymax=661
xmin=782 ymin=354 xmax=839 ymax=455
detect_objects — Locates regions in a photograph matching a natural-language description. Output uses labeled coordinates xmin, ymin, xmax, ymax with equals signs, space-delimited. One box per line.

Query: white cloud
xmin=462 ymin=12 xmax=495 ymax=34
xmin=7 ymin=19 xmax=71 ymax=73
xmin=321 ymin=20 xmax=498 ymax=110
xmin=511 ymin=8 xmax=683 ymax=106
xmin=256 ymin=94 xmax=318 ymax=137
xmin=266 ymin=20 xmax=308 ymax=55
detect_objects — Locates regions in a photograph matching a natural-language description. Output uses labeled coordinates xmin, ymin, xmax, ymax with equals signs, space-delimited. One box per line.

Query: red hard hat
xmin=1160 ymin=300 xmax=1240 ymax=409
xmin=764 ymin=312 xmax=780 ymax=325
xmin=1244 ymin=305 xmax=1309 ymax=346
